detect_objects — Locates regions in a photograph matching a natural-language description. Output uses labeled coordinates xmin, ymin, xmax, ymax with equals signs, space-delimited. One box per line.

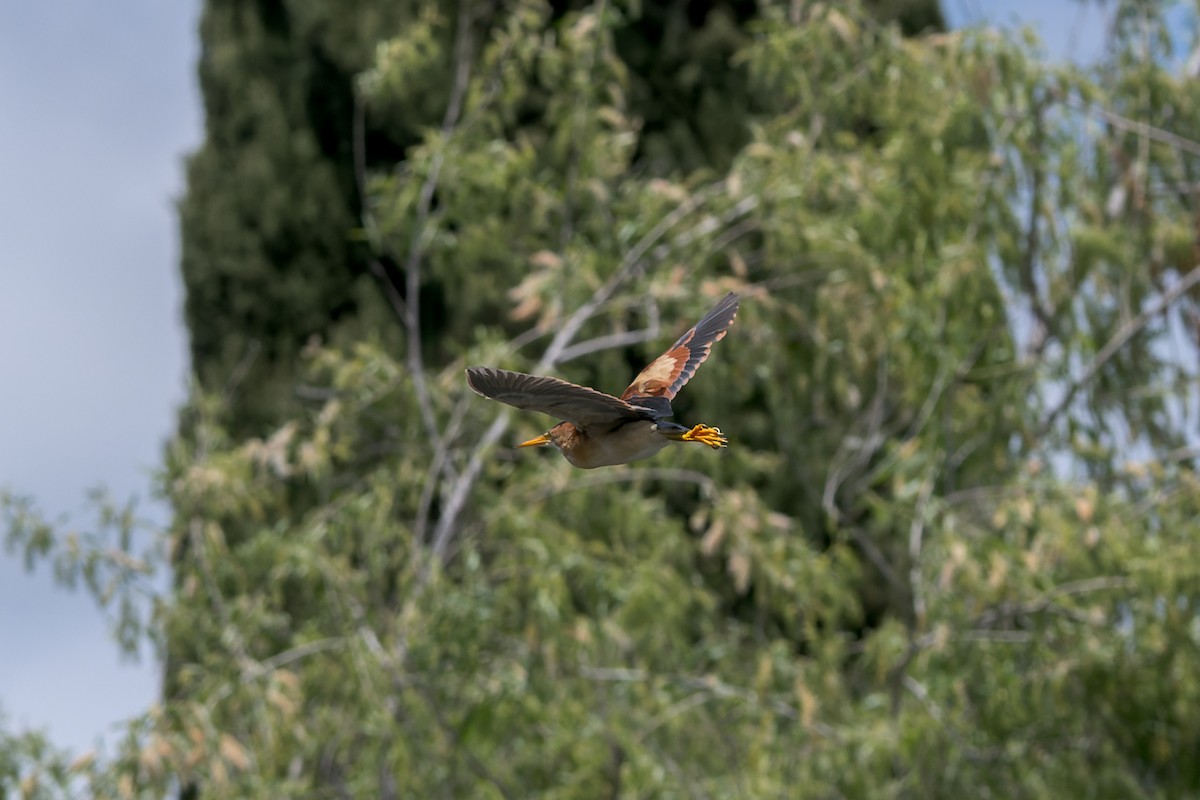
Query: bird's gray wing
xmin=466 ymin=367 xmax=647 ymax=428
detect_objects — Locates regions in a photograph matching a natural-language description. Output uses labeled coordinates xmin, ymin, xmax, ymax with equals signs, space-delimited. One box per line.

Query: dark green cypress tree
xmin=179 ymin=0 xmax=946 ymax=437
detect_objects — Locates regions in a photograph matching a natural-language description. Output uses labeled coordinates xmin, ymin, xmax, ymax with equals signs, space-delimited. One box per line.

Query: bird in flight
xmin=466 ymin=292 xmax=739 ymax=469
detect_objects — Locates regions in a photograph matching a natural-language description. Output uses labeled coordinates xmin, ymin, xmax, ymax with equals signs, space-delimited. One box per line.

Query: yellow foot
xmin=682 ymin=423 xmax=727 ymax=449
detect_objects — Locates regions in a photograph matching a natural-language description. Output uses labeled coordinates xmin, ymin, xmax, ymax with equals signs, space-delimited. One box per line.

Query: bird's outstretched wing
xmin=621 ymin=292 xmax=739 ymax=401
xmin=466 ymin=367 xmax=648 ymax=428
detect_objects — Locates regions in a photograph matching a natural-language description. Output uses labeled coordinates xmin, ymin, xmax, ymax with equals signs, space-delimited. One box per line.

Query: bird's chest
xmin=566 ymin=420 xmax=667 ymax=469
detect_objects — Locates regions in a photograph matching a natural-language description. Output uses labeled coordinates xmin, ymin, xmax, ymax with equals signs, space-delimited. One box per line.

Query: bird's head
xmin=518 ymin=421 xmax=576 ymax=451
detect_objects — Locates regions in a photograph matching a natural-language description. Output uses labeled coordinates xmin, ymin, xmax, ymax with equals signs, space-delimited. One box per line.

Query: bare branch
xmin=577 ymin=665 xmax=835 ymax=736
xmin=188 ymin=518 xmax=254 ymax=674
xmin=1034 ymin=575 xmax=1131 ymax=605
xmin=415 ymin=393 xmax=471 ymax=543
xmin=907 ymin=476 xmax=935 ymax=625
xmin=902 ymin=674 xmax=943 ymax=721
xmin=744 ymin=271 xmax=825 ymax=294
xmin=903 ymin=325 xmax=998 ymax=445
xmin=353 ymin=1 xmax=481 ymax=547
xmin=638 ymin=691 xmax=716 ymax=741
xmin=540 ymin=183 xmax=728 ymax=369
xmin=708 ymin=217 xmax=760 ymax=255
xmin=241 ymin=637 xmax=344 ymax=682
xmin=1074 ymin=98 xmax=1200 ymax=159
xmin=1018 ymin=96 xmax=1056 ymax=358
xmin=428 ymin=410 xmax=512 ymax=566
xmin=558 ymin=327 xmax=660 ymax=363
xmin=847 ymin=526 xmax=906 ymax=597
xmin=398 ymin=0 xmax=477 ymax=464
xmin=221 ymin=339 xmax=262 ymax=407
xmin=1036 ymin=263 xmax=1200 ymax=438
xmin=823 ymin=354 xmax=889 ymax=519
xmin=955 ymin=629 xmax=1034 ymax=644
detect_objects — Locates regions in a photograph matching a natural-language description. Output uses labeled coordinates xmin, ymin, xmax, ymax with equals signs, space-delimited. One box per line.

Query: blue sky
xmin=945 ymin=0 xmax=1112 ymax=61
xmin=0 ymin=1 xmax=199 ymax=754
xmin=0 ymin=0 xmax=1114 ymax=760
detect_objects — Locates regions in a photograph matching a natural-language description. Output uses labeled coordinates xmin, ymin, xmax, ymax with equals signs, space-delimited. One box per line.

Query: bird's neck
xmin=549 ymin=421 xmax=581 ymax=448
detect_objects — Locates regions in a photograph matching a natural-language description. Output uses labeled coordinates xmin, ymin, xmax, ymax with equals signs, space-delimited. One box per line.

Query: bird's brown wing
xmin=466 ymin=367 xmax=647 ymax=427
xmin=621 ymin=292 xmax=739 ymax=401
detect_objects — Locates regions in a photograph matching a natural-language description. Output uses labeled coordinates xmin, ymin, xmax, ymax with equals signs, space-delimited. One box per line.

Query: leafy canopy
xmin=5 ymin=1 xmax=1200 ymax=798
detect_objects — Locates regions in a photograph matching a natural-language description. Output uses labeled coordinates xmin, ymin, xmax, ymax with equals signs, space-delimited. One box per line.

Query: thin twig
xmin=954 ymin=630 xmax=1034 ymax=644
xmin=558 ymin=327 xmax=661 ymax=363
xmin=1073 ymin=98 xmax=1200 ymax=159
xmin=902 ymin=675 xmax=943 ymax=721
xmin=352 ymin=0 xmax=478 ymax=549
xmin=241 ymin=637 xmax=344 ymax=682
xmin=902 ymin=324 xmax=998 ymax=445
xmin=540 ymin=183 xmax=727 ymax=369
xmin=1036 ymin=263 xmax=1200 ymax=438
xmin=848 ymin=526 xmax=906 ymax=597
xmin=1032 ymin=575 xmax=1130 ymax=606
xmin=428 ymin=411 xmax=511 ymax=566
xmin=707 ymin=217 xmax=760 ymax=256
xmin=577 ymin=666 xmax=834 ymax=736
xmin=221 ymin=340 xmax=262 ymax=408
xmin=1018 ymin=96 xmax=1056 ymax=358
xmin=188 ymin=518 xmax=253 ymax=674
xmin=400 ymin=0 xmax=476 ymax=469
xmin=414 ymin=393 xmax=472 ymax=543
xmin=907 ymin=476 xmax=935 ymax=625
xmin=823 ymin=354 xmax=889 ymax=519
xmin=638 ymin=692 xmax=714 ymax=741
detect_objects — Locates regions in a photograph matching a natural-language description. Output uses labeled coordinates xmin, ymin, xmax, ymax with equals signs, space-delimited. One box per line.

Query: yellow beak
xmin=518 ymin=433 xmax=552 ymax=448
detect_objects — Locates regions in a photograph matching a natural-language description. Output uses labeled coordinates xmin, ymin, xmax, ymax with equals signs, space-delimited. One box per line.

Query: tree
xmin=6 ymin=0 xmax=1200 ymax=797
xmin=179 ymin=0 xmax=943 ymax=436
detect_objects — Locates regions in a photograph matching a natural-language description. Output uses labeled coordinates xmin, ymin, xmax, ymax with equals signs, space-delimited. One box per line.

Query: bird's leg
xmin=680 ymin=423 xmax=727 ymax=449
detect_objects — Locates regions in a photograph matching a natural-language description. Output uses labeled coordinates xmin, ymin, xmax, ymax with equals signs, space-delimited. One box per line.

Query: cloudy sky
xmin=0 ymin=1 xmax=199 ymax=755
xmin=0 ymin=0 xmax=1110 ymax=759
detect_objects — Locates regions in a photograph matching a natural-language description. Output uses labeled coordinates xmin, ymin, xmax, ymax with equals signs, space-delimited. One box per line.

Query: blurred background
xmin=3 ymin=0 xmax=1198 ymax=795
xmin=0 ymin=0 xmax=1143 ymax=760
xmin=0 ymin=1 xmax=198 ymax=755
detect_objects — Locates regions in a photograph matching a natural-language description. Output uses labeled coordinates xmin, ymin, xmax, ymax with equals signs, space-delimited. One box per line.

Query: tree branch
xmin=241 ymin=637 xmax=344 ymax=682
xmin=415 ymin=394 xmax=471 ymax=545
xmin=1036 ymin=263 xmax=1200 ymax=438
xmin=557 ymin=327 xmax=660 ymax=364
xmin=352 ymin=1 xmax=479 ymax=548
xmin=907 ymin=476 xmax=935 ymax=625
xmin=1018 ymin=96 xmax=1056 ymax=358
xmin=399 ymin=0 xmax=476 ymax=466
xmin=1074 ymin=98 xmax=1200 ymax=159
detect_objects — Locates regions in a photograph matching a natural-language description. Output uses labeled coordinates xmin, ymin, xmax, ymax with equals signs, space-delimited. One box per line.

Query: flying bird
xmin=466 ymin=292 xmax=739 ymax=469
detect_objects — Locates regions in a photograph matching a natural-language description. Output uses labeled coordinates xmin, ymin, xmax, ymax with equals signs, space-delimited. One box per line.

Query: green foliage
xmin=6 ymin=0 xmax=1200 ymax=797
xmin=0 ymin=718 xmax=76 ymax=800
xmin=2 ymin=489 xmax=160 ymax=657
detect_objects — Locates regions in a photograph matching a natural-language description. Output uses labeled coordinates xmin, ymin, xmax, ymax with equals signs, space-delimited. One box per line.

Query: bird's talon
xmin=683 ymin=424 xmax=727 ymax=449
